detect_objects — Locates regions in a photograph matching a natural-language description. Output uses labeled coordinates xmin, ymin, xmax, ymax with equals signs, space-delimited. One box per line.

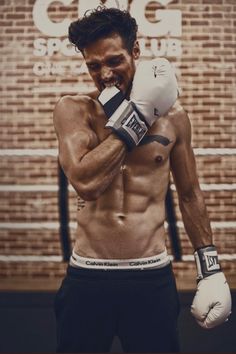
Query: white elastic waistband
xmin=70 ymin=249 xmax=170 ymax=270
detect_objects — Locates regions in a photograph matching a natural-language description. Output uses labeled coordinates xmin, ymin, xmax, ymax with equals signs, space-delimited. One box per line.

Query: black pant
xmin=54 ymin=263 xmax=180 ymax=353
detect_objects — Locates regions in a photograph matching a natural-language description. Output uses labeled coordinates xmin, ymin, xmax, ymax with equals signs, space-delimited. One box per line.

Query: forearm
xmin=72 ymin=134 xmax=126 ymax=200
xmin=179 ymin=189 xmax=213 ymax=249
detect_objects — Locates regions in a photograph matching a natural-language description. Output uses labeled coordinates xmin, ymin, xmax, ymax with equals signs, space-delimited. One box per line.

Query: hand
xmin=191 ymin=245 xmax=232 ymax=329
xmin=98 ymin=86 xmax=146 ymax=151
xmin=97 ymin=58 xmax=178 ymax=150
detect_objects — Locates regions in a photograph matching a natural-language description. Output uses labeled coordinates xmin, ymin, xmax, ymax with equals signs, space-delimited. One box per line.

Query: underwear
xmin=69 ymin=248 xmax=171 ymax=270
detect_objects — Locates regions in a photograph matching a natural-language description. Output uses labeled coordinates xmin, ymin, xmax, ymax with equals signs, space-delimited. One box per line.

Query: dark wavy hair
xmin=68 ymin=7 xmax=138 ymax=54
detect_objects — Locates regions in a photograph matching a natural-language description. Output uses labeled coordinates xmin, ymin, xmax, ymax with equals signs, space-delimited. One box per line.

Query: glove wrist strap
xmin=98 ymin=86 xmax=125 ymax=118
xmin=194 ymin=245 xmax=221 ymax=281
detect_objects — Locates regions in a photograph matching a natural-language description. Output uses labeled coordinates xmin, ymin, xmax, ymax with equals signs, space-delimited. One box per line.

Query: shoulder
xmin=53 ymin=91 xmax=99 ymax=128
xmin=54 ymin=93 xmax=93 ymax=117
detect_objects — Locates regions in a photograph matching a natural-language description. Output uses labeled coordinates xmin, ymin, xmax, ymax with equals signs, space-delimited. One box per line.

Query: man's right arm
xmin=53 ymin=95 xmax=127 ymax=200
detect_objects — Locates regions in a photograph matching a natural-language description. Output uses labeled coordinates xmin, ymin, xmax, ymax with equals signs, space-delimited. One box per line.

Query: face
xmin=83 ymin=33 xmax=140 ymax=96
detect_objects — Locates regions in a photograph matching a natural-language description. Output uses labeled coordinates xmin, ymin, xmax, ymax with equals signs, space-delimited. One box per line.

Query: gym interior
xmin=0 ymin=0 xmax=235 ymax=352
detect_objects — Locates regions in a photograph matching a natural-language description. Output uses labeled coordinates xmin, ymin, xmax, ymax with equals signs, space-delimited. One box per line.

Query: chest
xmin=129 ymin=123 xmax=175 ymax=168
xmin=91 ymin=106 xmax=176 ymax=169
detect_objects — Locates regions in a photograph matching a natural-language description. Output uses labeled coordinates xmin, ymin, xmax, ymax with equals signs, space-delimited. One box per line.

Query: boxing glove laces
xmin=98 ymin=58 xmax=178 ymax=151
xmin=191 ymin=245 xmax=232 ymax=329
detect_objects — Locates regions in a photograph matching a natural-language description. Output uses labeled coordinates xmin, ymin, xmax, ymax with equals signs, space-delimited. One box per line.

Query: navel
xmin=117 ymin=213 xmax=126 ymax=220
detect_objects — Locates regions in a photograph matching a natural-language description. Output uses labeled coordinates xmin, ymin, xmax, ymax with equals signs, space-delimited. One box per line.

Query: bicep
xmin=170 ymin=112 xmax=200 ymax=197
xmin=53 ymin=97 xmax=98 ymax=177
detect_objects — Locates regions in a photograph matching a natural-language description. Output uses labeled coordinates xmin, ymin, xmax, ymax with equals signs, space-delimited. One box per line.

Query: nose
xmin=101 ymin=66 xmax=113 ymax=81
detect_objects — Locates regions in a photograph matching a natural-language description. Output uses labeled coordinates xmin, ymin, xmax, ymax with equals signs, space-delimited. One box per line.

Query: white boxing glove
xmin=130 ymin=57 xmax=178 ymax=123
xmin=97 ymin=58 xmax=178 ymax=150
xmin=191 ymin=245 xmax=232 ymax=329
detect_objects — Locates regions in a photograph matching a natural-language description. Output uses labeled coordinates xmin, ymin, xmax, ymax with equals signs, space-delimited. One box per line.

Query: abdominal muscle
xmin=73 ymin=162 xmax=169 ymax=259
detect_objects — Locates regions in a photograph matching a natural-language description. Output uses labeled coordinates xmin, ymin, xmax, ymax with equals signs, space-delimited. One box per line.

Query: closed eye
xmin=107 ymin=56 xmax=123 ymax=67
xmin=87 ymin=63 xmax=100 ymax=72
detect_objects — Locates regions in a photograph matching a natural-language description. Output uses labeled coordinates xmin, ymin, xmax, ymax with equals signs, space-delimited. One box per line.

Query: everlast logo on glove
xmin=205 ymin=251 xmax=220 ymax=271
xmin=124 ymin=113 xmax=147 ymax=141
xmin=194 ymin=245 xmax=221 ymax=280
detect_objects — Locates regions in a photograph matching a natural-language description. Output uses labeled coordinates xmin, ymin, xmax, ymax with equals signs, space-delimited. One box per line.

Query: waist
xmin=70 ymin=248 xmax=170 ymax=270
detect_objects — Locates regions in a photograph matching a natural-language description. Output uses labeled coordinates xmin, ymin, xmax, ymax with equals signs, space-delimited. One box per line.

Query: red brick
xmin=0 ymin=0 xmax=235 ymax=282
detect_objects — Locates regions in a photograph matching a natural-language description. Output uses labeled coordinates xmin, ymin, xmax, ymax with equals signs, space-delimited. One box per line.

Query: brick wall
xmin=0 ymin=0 xmax=235 ymax=286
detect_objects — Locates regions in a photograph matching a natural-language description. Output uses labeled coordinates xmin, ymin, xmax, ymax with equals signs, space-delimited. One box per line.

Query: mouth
xmin=102 ymin=79 xmax=122 ymax=91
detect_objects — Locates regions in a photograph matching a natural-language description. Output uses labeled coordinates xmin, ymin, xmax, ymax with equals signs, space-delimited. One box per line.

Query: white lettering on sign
xmin=32 ymin=0 xmax=182 ymax=75
xmin=33 ymin=38 xmax=77 ymax=57
xmin=140 ymin=38 xmax=182 ymax=57
xmin=33 ymin=0 xmax=74 ymax=37
xmin=129 ymin=2 xmax=181 ymax=37
xmin=33 ymin=0 xmax=181 ymax=38
xmin=78 ymin=0 xmax=129 ymax=17
xmin=33 ymin=60 xmax=88 ymax=76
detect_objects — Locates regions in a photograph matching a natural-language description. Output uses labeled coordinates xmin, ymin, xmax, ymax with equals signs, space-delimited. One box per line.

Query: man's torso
xmin=72 ymin=92 xmax=179 ymax=259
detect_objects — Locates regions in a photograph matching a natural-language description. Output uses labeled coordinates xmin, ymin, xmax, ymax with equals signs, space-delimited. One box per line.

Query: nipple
xmin=155 ymin=155 xmax=163 ymax=163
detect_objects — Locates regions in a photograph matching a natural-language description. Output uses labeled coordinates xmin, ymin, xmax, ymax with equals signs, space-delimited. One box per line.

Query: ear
xmin=132 ymin=40 xmax=140 ymax=60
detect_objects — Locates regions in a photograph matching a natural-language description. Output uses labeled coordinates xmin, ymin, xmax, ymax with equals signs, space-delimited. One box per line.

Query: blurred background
xmin=0 ymin=0 xmax=235 ymax=352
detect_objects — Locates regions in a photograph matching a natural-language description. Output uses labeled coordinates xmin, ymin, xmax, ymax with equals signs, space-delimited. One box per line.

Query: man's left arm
xmin=170 ymin=108 xmax=232 ymax=329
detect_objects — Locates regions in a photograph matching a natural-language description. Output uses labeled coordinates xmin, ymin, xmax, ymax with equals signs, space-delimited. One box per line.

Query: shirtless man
xmin=53 ymin=7 xmax=232 ymax=353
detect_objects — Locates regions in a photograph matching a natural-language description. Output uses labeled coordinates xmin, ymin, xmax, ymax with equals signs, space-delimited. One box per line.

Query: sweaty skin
xmin=54 ymin=96 xmax=212 ymax=259
xmin=53 ymin=34 xmax=213 ymax=259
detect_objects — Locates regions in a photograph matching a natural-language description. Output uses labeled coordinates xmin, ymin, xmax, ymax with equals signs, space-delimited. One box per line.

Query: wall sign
xmin=32 ymin=0 xmax=182 ymax=76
